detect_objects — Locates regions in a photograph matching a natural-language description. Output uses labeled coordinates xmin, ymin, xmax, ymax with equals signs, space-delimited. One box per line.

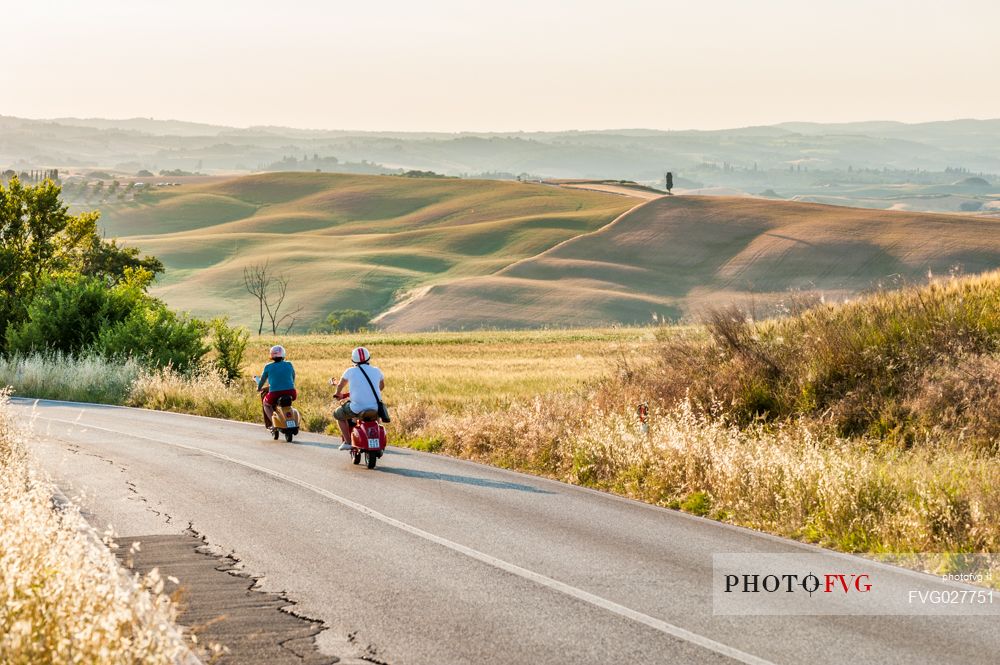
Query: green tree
xmin=316 ymin=309 xmax=371 ymax=333
xmin=0 ymin=177 xmax=101 ymax=345
xmin=80 ymin=238 xmax=164 ymax=282
xmin=0 ymin=177 xmax=166 ymax=352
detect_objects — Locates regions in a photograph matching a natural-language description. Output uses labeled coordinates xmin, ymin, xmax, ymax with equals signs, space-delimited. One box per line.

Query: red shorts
xmin=263 ymin=389 xmax=297 ymax=405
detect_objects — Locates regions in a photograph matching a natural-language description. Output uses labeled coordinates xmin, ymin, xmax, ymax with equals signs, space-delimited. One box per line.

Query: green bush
xmin=211 ymin=317 xmax=250 ymax=384
xmin=7 ymin=271 xmax=208 ymax=373
xmin=5 ymin=275 xmax=142 ymax=355
xmin=94 ymin=305 xmax=207 ymax=373
xmin=0 ymin=177 xmax=163 ymax=352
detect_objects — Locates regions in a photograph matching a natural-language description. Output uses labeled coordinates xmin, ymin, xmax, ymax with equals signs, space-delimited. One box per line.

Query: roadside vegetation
xmin=6 ymin=276 xmax=1000 ymax=566
xmin=0 ymin=176 xmax=247 ymax=661
xmin=0 ymin=394 xmax=189 ymax=663
xmin=0 ymin=327 xmax=646 ymax=431
xmin=4 ymin=176 xmax=1000 ymax=579
xmin=0 ymin=176 xmax=250 ymax=397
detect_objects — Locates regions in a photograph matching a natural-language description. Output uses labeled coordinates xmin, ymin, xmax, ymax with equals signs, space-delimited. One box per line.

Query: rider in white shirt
xmin=332 ymin=346 xmax=385 ymax=450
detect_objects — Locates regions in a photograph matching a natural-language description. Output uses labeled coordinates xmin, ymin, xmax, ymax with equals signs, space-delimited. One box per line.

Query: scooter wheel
xmin=352 ymin=450 xmax=361 ymax=465
xmin=284 ymin=431 xmax=293 ymax=443
xmin=366 ymin=451 xmax=377 ymax=469
xmin=272 ymin=429 xmax=279 ymax=440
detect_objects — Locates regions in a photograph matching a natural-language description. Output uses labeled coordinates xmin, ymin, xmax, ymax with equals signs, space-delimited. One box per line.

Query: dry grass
xmin=395 ymin=394 xmax=1000 ymax=567
xmin=0 ymin=393 xmax=189 ymax=663
xmin=380 ymin=195 xmax=1000 ymax=330
xmin=5 ymin=281 xmax=1000 ymax=569
xmin=0 ymin=353 xmax=144 ymax=405
xmin=128 ymin=366 xmax=259 ymax=423
xmin=633 ymin=271 xmax=1000 ymax=449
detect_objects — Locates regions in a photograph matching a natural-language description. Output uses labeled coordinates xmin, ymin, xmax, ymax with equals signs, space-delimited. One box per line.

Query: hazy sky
xmin=1 ymin=0 xmax=997 ymax=131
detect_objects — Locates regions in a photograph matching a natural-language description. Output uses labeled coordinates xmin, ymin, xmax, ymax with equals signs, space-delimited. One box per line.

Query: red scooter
xmin=336 ymin=391 xmax=387 ymax=469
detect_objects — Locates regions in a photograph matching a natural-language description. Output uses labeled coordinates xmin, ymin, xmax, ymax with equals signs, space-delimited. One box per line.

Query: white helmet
xmin=351 ymin=346 xmax=370 ymax=364
xmin=270 ymin=345 xmax=286 ymax=359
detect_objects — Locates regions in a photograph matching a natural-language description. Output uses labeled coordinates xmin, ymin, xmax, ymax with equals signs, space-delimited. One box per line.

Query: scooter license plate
xmin=368 ymin=438 xmax=380 ymax=449
xmin=285 ymin=420 xmax=296 ymax=428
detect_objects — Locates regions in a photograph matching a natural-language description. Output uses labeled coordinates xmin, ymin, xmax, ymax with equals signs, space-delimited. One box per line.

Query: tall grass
xmin=633 ymin=272 xmax=1000 ymax=448
xmin=5 ymin=274 xmax=1000 ymax=568
xmin=128 ymin=366 xmax=259 ymax=422
xmin=0 ymin=394 xmax=190 ymax=663
xmin=0 ymin=353 xmax=144 ymax=404
xmin=394 ymin=395 xmax=1000 ymax=561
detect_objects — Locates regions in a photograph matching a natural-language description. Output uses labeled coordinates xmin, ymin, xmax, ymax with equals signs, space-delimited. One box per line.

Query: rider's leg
xmin=337 ymin=417 xmax=351 ymax=443
xmin=333 ymin=402 xmax=354 ymax=449
xmin=262 ymin=393 xmax=275 ymax=428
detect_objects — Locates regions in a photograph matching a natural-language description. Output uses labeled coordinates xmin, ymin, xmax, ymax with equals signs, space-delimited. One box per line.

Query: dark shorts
xmin=333 ymin=401 xmax=363 ymax=421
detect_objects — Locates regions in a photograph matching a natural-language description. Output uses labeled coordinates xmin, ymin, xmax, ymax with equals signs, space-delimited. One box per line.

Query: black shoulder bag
xmin=356 ymin=365 xmax=391 ymax=423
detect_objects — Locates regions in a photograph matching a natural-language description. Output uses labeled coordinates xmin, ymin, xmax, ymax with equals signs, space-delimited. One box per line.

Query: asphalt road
xmin=15 ymin=398 xmax=1000 ymax=665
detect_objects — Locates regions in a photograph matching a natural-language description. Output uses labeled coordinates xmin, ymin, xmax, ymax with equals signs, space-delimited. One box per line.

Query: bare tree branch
xmin=263 ymin=273 xmax=287 ymax=334
xmin=244 ymin=261 xmax=301 ymax=335
xmin=279 ymin=306 xmax=304 ymax=334
xmin=243 ymin=260 xmax=270 ymax=335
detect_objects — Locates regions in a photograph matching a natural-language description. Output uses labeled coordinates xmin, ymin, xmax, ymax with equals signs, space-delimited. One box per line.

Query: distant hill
xmin=375 ymin=196 xmax=1000 ymax=330
xmin=4 ymin=115 xmax=1000 ymax=196
xmin=49 ymin=116 xmax=234 ymax=137
xmin=958 ymin=176 xmax=991 ymax=187
xmin=97 ymin=173 xmax=636 ymax=331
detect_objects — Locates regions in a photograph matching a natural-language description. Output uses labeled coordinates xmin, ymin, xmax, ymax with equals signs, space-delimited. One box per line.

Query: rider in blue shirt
xmin=257 ymin=345 xmax=297 ymax=427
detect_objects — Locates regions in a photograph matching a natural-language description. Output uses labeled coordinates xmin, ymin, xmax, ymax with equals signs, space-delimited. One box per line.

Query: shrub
xmin=311 ymin=309 xmax=372 ymax=333
xmin=211 ymin=318 xmax=250 ymax=384
xmin=94 ymin=305 xmax=208 ymax=372
xmin=6 ymin=275 xmax=142 ymax=355
xmin=637 ymin=272 xmax=1000 ymax=442
xmin=7 ymin=272 xmax=209 ymax=373
xmin=905 ymin=353 xmax=1000 ymax=451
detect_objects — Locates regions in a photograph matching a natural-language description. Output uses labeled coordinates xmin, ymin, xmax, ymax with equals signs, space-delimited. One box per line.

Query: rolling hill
xmin=95 ymin=173 xmax=637 ymax=330
xmin=375 ymin=195 xmax=1000 ymax=330
xmin=93 ymin=172 xmax=1000 ymax=331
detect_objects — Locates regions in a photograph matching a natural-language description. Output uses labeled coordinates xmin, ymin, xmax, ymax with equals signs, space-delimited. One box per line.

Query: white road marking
xmin=34 ymin=411 xmax=776 ymax=665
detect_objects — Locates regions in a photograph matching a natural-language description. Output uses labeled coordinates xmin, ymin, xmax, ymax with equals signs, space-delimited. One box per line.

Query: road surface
xmin=15 ymin=398 xmax=1000 ymax=665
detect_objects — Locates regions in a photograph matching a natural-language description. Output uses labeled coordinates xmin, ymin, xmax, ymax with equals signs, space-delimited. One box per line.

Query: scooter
xmin=253 ymin=376 xmax=302 ymax=442
xmin=336 ymin=391 xmax=387 ymax=469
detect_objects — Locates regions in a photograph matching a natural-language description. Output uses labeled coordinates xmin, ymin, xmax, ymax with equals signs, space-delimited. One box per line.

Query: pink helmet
xmin=269 ymin=345 xmax=286 ymax=359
